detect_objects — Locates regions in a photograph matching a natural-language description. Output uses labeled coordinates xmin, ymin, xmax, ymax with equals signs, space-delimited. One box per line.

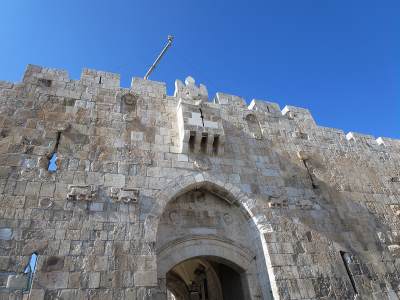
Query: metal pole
xmin=144 ymin=35 xmax=174 ymax=80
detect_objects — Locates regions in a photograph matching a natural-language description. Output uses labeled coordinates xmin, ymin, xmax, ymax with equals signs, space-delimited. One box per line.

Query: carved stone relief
xmin=67 ymin=185 xmax=97 ymax=201
xmin=122 ymin=93 xmax=138 ymax=106
xmin=39 ymin=198 xmax=54 ymax=208
xmin=120 ymin=92 xmax=139 ymax=121
xmin=157 ymin=190 xmax=251 ymax=250
xmin=110 ymin=187 xmax=139 ymax=203
xmin=267 ymin=198 xmax=288 ymax=209
xmin=192 ymin=156 xmax=211 ymax=171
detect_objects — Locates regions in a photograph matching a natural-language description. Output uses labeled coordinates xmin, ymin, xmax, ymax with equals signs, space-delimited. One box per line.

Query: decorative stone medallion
xmin=39 ymin=198 xmax=54 ymax=208
xmin=122 ymin=93 xmax=138 ymax=106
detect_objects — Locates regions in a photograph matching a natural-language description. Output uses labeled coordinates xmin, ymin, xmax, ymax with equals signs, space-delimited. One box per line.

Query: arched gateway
xmin=144 ymin=174 xmax=276 ymax=300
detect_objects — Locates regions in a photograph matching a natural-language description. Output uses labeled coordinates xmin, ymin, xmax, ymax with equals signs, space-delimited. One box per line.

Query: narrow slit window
xmin=24 ymin=253 xmax=38 ymax=274
xmin=48 ymin=153 xmax=58 ymax=172
xmin=189 ymin=131 xmax=196 ymax=152
xmin=24 ymin=252 xmax=38 ymax=292
xmin=48 ymin=131 xmax=61 ymax=172
xmin=200 ymin=133 xmax=208 ymax=153
xmin=212 ymin=135 xmax=219 ymax=155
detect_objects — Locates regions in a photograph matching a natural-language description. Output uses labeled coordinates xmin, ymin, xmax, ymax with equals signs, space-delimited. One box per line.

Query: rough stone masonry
xmin=0 ymin=64 xmax=399 ymax=300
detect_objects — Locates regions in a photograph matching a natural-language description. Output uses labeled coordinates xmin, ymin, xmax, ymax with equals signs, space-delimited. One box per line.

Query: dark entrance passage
xmin=166 ymin=256 xmax=246 ymax=300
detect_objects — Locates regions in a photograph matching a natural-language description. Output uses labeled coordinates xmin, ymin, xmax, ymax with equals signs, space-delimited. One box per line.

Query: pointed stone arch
xmin=144 ymin=173 xmax=265 ymax=244
xmin=143 ymin=172 xmax=278 ymax=300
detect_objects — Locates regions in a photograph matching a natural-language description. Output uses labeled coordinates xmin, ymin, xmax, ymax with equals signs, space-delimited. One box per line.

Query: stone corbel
xmin=110 ymin=187 xmax=139 ymax=203
xmin=267 ymin=197 xmax=288 ymax=209
xmin=67 ymin=185 xmax=97 ymax=201
xmin=296 ymin=199 xmax=314 ymax=210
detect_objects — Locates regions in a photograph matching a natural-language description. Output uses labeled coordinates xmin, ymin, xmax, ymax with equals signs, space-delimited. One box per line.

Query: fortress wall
xmin=0 ymin=65 xmax=399 ymax=299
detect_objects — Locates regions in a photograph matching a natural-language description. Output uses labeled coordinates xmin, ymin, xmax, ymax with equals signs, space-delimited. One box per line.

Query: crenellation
xmin=345 ymin=132 xmax=386 ymax=151
xmin=281 ymin=105 xmax=316 ymax=128
xmin=248 ymin=99 xmax=281 ymax=115
xmin=315 ymin=126 xmax=346 ymax=139
xmin=23 ymin=64 xmax=70 ymax=84
xmin=0 ymin=81 xmax=13 ymax=89
xmin=174 ymin=76 xmax=208 ymax=101
xmin=214 ymin=92 xmax=246 ymax=107
xmin=131 ymin=77 xmax=167 ymax=99
xmin=346 ymin=131 xmax=375 ymax=142
xmin=1 ymin=64 xmax=400 ymax=300
xmin=80 ymin=68 xmax=120 ymax=88
xmin=376 ymin=136 xmax=400 ymax=150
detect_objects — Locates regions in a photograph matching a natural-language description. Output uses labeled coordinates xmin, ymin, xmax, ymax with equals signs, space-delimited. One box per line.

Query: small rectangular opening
xmin=305 ymin=231 xmax=312 ymax=242
xmin=200 ymin=133 xmax=208 ymax=153
xmin=212 ymin=135 xmax=219 ymax=155
xmin=38 ymin=78 xmax=52 ymax=87
xmin=188 ymin=131 xmax=196 ymax=152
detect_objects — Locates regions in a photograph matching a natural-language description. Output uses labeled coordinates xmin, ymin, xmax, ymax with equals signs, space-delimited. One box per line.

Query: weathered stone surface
xmin=6 ymin=274 xmax=28 ymax=289
xmin=0 ymin=228 xmax=12 ymax=240
xmin=0 ymin=64 xmax=399 ymax=299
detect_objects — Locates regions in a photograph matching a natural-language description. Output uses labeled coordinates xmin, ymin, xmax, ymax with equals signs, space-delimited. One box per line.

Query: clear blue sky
xmin=1 ymin=1 xmax=399 ymax=138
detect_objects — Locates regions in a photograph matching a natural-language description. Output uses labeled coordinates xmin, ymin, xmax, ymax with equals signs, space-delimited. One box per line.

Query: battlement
xmin=174 ymin=76 xmax=208 ymax=101
xmin=23 ymin=64 xmax=70 ymax=84
xmin=80 ymin=68 xmax=120 ymax=88
xmin=131 ymin=77 xmax=167 ymax=98
xmin=3 ymin=64 xmax=396 ymax=148
xmin=214 ymin=92 xmax=246 ymax=107
xmin=248 ymin=99 xmax=281 ymax=115
xmin=1 ymin=64 xmax=400 ymax=299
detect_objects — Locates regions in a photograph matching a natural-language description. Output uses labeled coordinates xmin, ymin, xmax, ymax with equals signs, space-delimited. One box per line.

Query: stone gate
xmin=0 ymin=65 xmax=399 ymax=299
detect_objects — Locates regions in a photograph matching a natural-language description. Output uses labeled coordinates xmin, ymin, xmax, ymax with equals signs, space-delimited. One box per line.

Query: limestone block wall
xmin=0 ymin=64 xmax=399 ymax=299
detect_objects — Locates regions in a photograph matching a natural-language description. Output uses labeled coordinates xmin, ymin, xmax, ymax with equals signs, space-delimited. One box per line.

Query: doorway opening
xmin=166 ymin=256 xmax=246 ymax=300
